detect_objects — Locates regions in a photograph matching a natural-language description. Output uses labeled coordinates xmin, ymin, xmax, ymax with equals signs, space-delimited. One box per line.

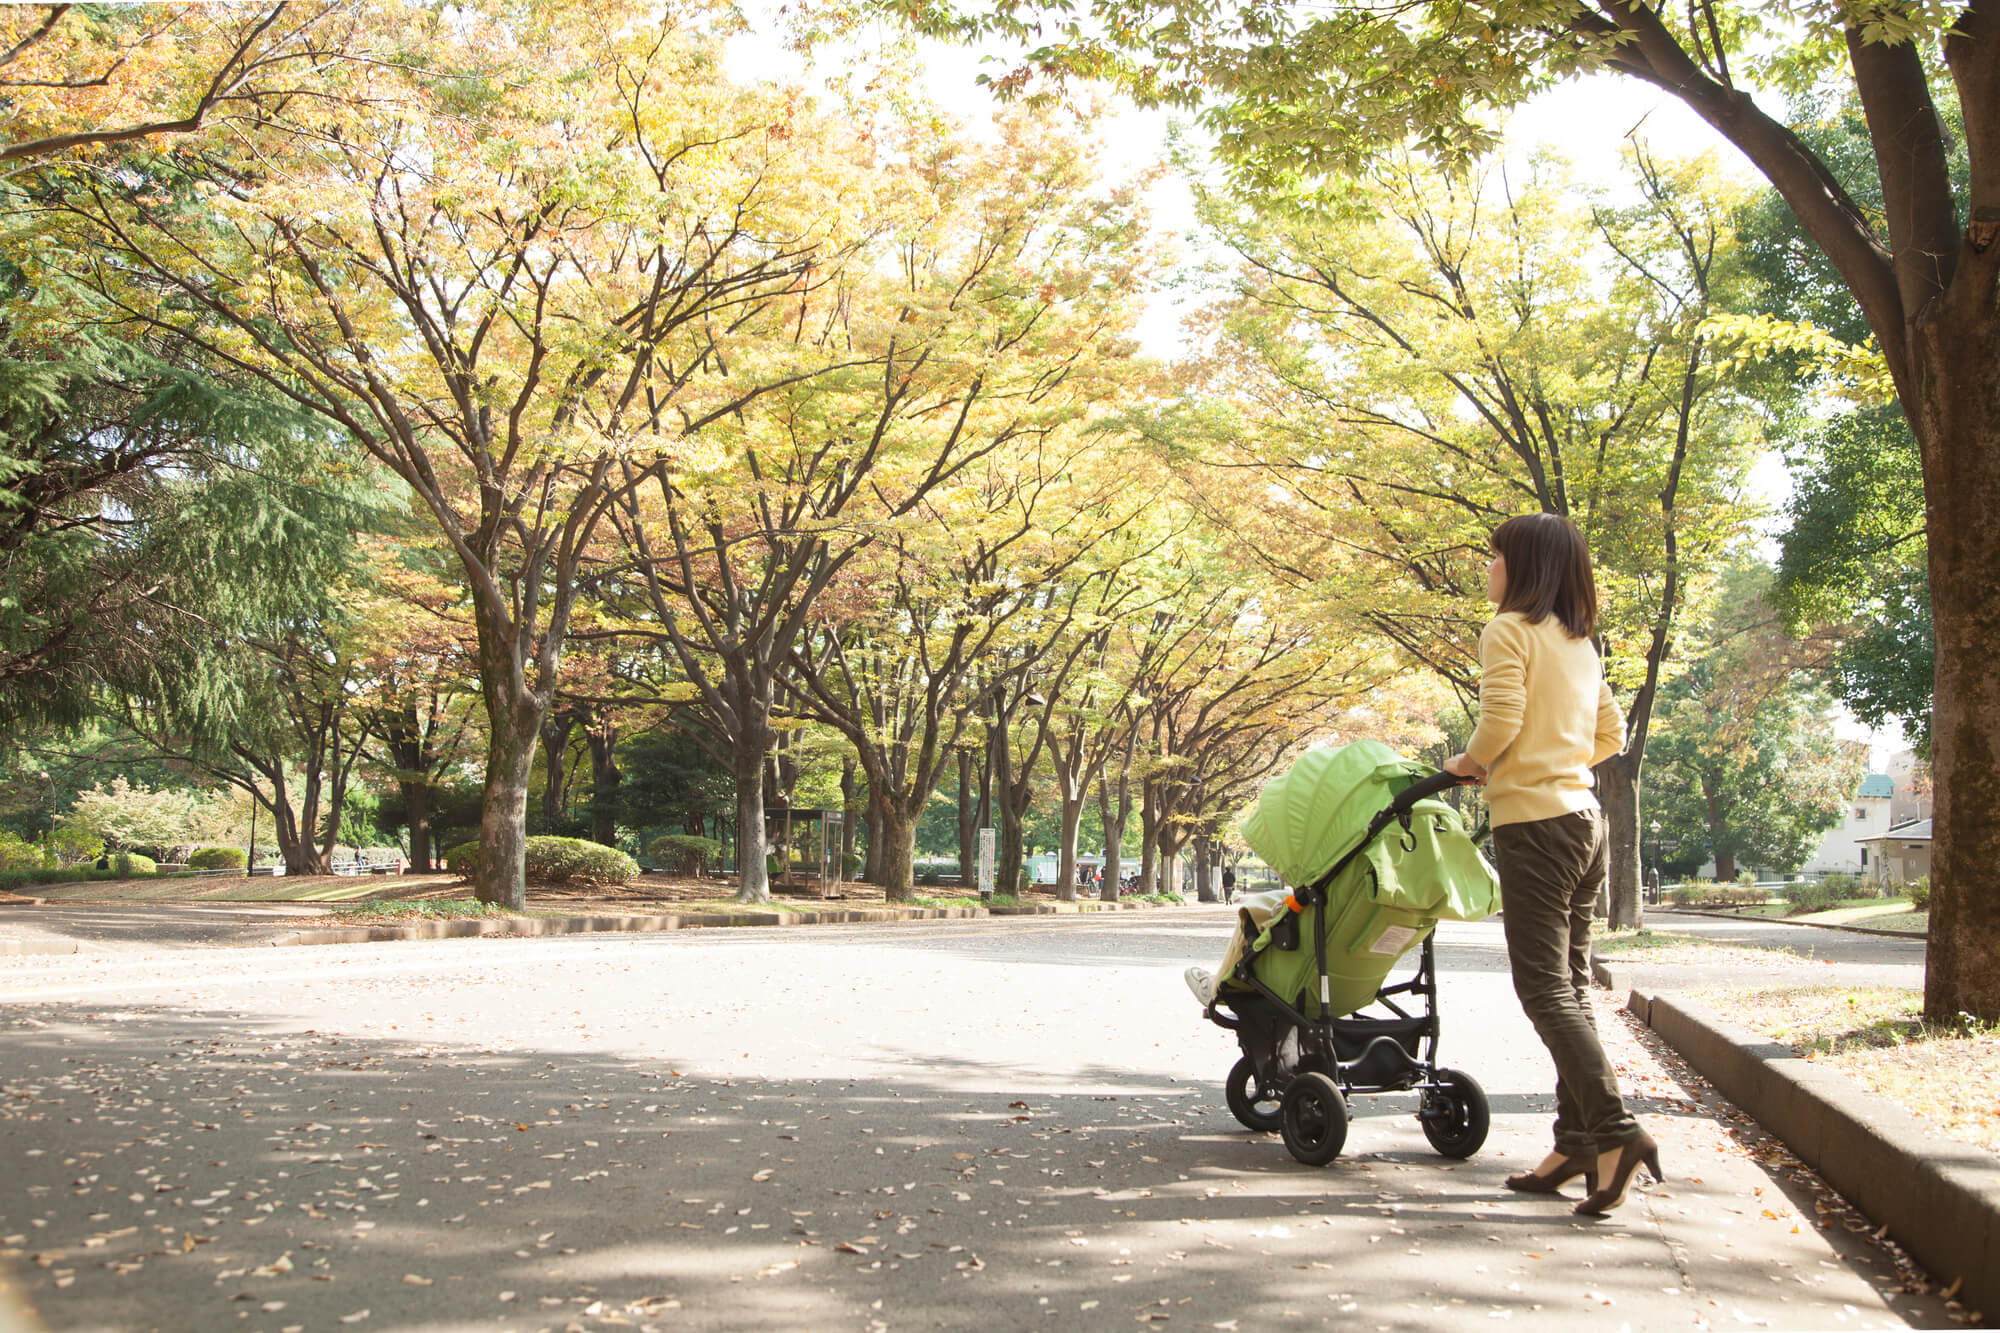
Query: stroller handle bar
xmin=1388 ymin=768 xmax=1479 ymax=816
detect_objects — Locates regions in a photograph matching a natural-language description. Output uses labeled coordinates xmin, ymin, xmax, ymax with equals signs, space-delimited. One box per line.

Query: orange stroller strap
xmin=1284 ymin=894 xmax=1303 ymax=914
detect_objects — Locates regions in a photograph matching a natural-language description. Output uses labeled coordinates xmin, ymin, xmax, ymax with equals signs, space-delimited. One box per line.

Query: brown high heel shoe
xmin=1573 ymin=1132 xmax=1663 ymax=1216
xmin=1504 ymin=1152 xmax=1597 ymax=1195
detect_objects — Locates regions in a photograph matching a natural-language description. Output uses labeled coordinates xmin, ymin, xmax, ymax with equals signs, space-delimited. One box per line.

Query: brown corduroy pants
xmin=1493 ymin=809 xmax=1640 ymax=1158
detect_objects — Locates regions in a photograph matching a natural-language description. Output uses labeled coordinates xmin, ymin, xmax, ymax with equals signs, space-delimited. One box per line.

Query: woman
xmin=1444 ymin=512 xmax=1661 ymax=1217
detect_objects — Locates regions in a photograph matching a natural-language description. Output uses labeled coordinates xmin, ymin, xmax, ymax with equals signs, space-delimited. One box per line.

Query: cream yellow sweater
xmin=1464 ymin=611 xmax=1627 ymax=827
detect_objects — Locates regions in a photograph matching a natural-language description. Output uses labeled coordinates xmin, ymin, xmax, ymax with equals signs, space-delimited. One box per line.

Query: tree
xmin=1770 ymin=404 xmax=1932 ymax=758
xmin=1 ymin=3 xmax=359 ymax=166
xmin=1731 ymin=97 xmax=1951 ymax=760
xmin=907 ymin=0 xmax=2000 ymax=1020
xmin=788 ymin=446 xmax=1130 ymax=898
xmin=610 ymin=113 xmax=1154 ymax=902
xmin=60 ymin=776 xmax=239 ymax=857
xmin=1645 ymin=566 xmax=1866 ymax=878
xmin=1159 ymin=146 xmax=1761 ymax=927
xmin=124 ymin=610 xmax=373 ymax=876
xmin=43 ymin=4 xmax=880 ymax=907
xmin=347 ymin=537 xmax=482 ymax=872
xmin=0 ymin=310 xmax=377 ymax=733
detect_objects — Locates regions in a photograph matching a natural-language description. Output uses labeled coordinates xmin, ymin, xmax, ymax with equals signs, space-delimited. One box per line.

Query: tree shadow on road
xmin=0 ymin=998 xmax=1949 ymax=1333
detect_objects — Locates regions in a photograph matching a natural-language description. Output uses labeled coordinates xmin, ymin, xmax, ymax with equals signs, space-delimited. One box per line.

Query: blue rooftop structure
xmin=1856 ymin=774 xmax=1894 ymax=799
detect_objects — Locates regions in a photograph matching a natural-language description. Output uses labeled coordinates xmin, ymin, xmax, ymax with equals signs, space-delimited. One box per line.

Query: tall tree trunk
xmin=1100 ymin=744 xmax=1132 ymax=903
xmin=401 ymin=776 xmax=434 ymax=872
xmin=1137 ymin=778 xmax=1160 ymax=896
xmin=733 ymin=727 xmax=772 ymax=904
xmin=861 ymin=805 xmax=881 ymax=885
xmin=1699 ymin=774 xmax=1731 ymax=883
xmin=378 ymin=698 xmax=442 ymax=871
xmin=262 ymin=761 xmax=310 ymax=876
xmin=1193 ymin=837 xmax=1214 ymax=904
xmin=956 ymin=748 xmax=978 ymax=888
xmin=538 ymin=710 xmax=575 ymax=835
xmin=476 ymin=700 xmax=541 ymax=910
xmin=1597 ymin=754 xmax=1644 ymax=929
xmin=1916 ymin=321 xmax=2000 ymax=1021
xmin=588 ymin=721 xmax=620 ymax=846
xmin=873 ymin=790 xmax=917 ymax=902
xmin=318 ymin=744 xmax=364 ymax=875
xmin=992 ymin=713 xmax=1027 ymax=897
xmin=840 ymin=758 xmax=859 ymax=874
xmin=1056 ymin=792 xmax=1083 ymax=904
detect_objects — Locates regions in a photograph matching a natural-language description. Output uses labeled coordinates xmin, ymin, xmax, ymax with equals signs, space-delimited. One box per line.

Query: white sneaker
xmin=1184 ymin=966 xmax=1215 ymax=1005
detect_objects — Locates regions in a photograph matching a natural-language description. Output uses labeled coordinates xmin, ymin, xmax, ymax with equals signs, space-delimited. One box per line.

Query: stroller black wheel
xmin=1225 ymin=1056 xmax=1283 ymax=1133
xmin=1280 ymin=1071 xmax=1348 ymax=1166
xmin=1419 ymin=1068 xmax=1490 ymax=1159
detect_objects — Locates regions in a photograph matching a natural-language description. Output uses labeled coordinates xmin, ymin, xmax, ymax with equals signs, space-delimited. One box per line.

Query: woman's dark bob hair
xmin=1491 ymin=512 xmax=1598 ymax=640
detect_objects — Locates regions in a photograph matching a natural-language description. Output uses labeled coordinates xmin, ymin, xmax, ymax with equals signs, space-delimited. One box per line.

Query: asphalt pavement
xmin=0 ymin=909 xmax=1959 ymax=1331
xmin=1614 ymin=912 xmax=1927 ymax=993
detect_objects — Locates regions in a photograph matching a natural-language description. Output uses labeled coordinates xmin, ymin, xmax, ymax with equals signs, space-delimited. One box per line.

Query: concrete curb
xmin=268 ymin=899 xmax=1160 ymax=947
xmin=1594 ymin=957 xmax=1997 ymax=1320
xmin=1651 ymin=906 xmax=1926 ymax=939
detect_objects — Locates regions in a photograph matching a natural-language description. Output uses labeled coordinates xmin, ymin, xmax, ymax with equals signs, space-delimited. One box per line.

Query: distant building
xmin=1885 ymin=748 xmax=1933 ymax=826
xmin=1856 ymin=817 xmax=1931 ymax=889
xmin=1802 ymin=773 xmax=1895 ymax=877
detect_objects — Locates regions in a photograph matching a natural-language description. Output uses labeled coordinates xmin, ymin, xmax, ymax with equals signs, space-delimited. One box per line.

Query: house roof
xmin=1855 ymin=774 xmax=1895 ymax=799
xmin=1857 ymin=818 xmax=1932 ymax=844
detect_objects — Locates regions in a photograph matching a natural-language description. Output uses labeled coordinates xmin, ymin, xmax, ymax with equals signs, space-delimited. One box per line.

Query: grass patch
xmin=1685 ymin=983 xmax=2000 ymax=1161
xmin=323 ymin=899 xmax=514 ymax=922
xmin=1836 ymin=909 xmax=1928 ymax=932
xmin=1593 ymin=928 xmax=1722 ymax=958
xmin=1591 ymin=928 xmax=1832 ymax=974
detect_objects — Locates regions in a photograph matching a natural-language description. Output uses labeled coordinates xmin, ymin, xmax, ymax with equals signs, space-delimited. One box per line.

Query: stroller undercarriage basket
xmin=1205 ymin=767 xmax=1493 ymax=1167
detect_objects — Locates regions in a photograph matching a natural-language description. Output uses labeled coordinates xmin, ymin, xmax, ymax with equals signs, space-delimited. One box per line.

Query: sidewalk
xmin=1593 ymin=912 xmax=1996 ymax=1324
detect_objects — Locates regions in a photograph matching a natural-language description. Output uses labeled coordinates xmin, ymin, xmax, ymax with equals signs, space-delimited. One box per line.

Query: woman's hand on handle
xmin=1442 ymin=752 xmax=1488 ymax=785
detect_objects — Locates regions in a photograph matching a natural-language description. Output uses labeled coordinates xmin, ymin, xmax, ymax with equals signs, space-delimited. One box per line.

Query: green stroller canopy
xmin=1240 ymin=740 xmax=1500 ymax=923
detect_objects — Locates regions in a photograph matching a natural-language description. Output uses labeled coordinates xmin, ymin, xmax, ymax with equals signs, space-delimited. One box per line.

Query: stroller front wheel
xmin=1418 ymin=1068 xmax=1490 ymax=1159
xmin=1280 ymin=1072 xmax=1349 ymax=1166
xmin=1225 ymin=1056 xmax=1283 ymax=1133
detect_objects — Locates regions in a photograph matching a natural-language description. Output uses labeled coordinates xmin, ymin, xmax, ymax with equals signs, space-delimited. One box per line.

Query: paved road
xmin=1617 ymin=913 xmax=1926 ymax=993
xmin=0 ymin=910 xmax=1954 ymax=1331
xmin=0 ymin=904 xmax=327 ymax=954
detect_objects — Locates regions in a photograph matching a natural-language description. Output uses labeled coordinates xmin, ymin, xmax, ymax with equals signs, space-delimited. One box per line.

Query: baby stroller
xmin=1201 ymin=741 xmax=1501 ymax=1167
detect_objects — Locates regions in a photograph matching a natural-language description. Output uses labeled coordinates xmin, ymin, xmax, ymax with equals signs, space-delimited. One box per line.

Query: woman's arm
xmin=1464 ymin=616 xmax=1527 ymax=770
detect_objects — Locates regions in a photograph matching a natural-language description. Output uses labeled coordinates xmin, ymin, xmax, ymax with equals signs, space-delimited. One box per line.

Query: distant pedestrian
xmin=1220 ymin=866 xmax=1236 ymax=903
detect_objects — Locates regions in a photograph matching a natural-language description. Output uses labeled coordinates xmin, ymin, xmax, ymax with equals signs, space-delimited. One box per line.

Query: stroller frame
xmin=1204 ymin=769 xmax=1490 ymax=1165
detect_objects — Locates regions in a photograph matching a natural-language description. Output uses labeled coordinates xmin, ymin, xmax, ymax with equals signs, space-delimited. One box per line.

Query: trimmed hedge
xmin=97 ymin=852 xmax=156 ymax=877
xmin=1667 ymin=882 xmax=1768 ymax=908
xmin=444 ymin=836 xmax=637 ymax=886
xmin=1905 ymin=875 xmax=1931 ymax=910
xmin=1780 ymin=877 xmax=1842 ymax=912
xmin=188 ymin=846 xmax=247 ymax=870
xmin=649 ymin=834 xmax=722 ymax=876
xmin=443 ymin=841 xmax=480 ymax=876
xmin=0 ymin=866 xmax=125 ymax=892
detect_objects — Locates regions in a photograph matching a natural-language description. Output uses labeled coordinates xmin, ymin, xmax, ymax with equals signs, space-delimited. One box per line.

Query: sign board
xmin=977 ymin=827 xmax=995 ymax=898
